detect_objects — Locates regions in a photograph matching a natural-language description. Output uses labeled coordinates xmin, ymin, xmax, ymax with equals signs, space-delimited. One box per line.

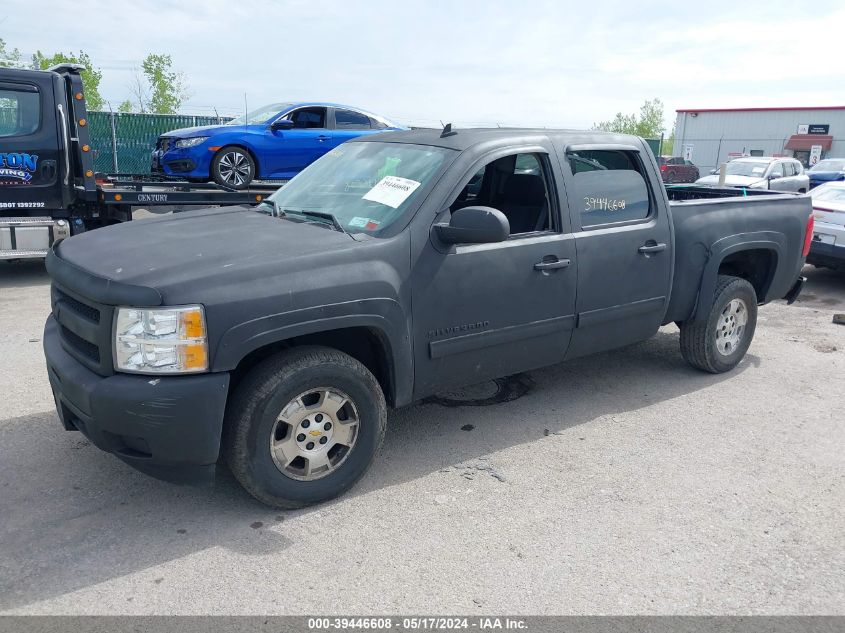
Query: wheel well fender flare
xmin=213 ymin=301 xmax=413 ymax=406
xmin=693 ymin=232 xmax=785 ymax=322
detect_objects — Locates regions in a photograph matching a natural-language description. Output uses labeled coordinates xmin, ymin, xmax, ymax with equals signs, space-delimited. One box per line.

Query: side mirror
xmin=769 ymin=173 xmax=782 ymax=180
xmin=270 ymin=119 xmax=294 ymax=131
xmin=434 ymin=206 xmax=510 ymax=244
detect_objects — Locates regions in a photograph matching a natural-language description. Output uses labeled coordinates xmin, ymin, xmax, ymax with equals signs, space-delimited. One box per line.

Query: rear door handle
xmin=638 ymin=242 xmax=667 ymax=254
xmin=534 ymin=257 xmax=571 ymax=271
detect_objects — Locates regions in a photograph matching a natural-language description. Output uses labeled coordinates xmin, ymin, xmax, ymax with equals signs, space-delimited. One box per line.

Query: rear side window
xmin=0 ymin=86 xmax=40 ymax=137
xmin=335 ymin=109 xmax=371 ymax=130
xmin=567 ymin=149 xmax=651 ymax=228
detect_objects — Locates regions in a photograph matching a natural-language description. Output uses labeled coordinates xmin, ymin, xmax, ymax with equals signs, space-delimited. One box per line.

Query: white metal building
xmin=673 ymin=106 xmax=845 ymax=174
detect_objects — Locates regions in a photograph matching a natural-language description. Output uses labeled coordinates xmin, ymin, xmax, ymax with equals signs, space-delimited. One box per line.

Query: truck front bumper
xmin=43 ymin=316 xmax=230 ymax=483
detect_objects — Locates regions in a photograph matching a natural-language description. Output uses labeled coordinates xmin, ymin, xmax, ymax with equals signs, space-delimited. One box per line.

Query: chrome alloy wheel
xmin=217 ymin=151 xmax=252 ymax=187
xmin=715 ymin=298 xmax=748 ymax=356
xmin=269 ymin=388 xmax=360 ymax=481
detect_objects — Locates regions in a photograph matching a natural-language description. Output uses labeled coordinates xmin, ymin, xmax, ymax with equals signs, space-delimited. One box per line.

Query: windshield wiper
xmin=285 ymin=209 xmax=353 ymax=238
xmin=257 ymin=199 xmax=288 ymax=218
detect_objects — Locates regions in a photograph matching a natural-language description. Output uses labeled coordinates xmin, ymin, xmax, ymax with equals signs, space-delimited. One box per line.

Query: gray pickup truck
xmin=43 ymin=128 xmax=813 ymax=507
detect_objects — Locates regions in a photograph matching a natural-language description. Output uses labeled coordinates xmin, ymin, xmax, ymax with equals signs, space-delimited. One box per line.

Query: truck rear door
xmin=0 ymin=69 xmax=63 ymax=212
xmin=557 ymin=143 xmax=672 ymax=358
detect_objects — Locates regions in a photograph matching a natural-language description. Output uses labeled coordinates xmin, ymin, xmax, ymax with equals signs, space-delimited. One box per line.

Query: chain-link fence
xmin=87 ymin=111 xmax=231 ymax=174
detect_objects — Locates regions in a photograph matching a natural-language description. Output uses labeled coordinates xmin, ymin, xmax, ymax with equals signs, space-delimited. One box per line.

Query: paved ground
xmin=0 ymin=259 xmax=843 ymax=615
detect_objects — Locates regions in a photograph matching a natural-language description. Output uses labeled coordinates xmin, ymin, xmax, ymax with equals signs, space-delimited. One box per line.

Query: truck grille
xmin=51 ymin=284 xmax=114 ymax=375
xmin=59 ymin=325 xmax=101 ymax=362
xmin=55 ymin=288 xmax=100 ymax=323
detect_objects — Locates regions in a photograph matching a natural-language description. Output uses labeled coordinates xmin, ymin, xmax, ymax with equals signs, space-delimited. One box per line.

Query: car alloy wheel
xmin=217 ymin=150 xmax=252 ymax=187
xmin=714 ymin=298 xmax=748 ymax=356
xmin=269 ymin=387 xmax=360 ymax=481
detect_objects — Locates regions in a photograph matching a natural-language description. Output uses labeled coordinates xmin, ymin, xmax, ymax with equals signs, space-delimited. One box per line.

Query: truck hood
xmin=695 ymin=175 xmax=767 ymax=188
xmin=53 ymin=206 xmax=363 ymax=302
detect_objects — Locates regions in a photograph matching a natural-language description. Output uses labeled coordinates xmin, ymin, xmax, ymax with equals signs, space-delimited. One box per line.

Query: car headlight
xmin=114 ymin=306 xmax=208 ymax=374
xmin=174 ymin=136 xmax=209 ymax=149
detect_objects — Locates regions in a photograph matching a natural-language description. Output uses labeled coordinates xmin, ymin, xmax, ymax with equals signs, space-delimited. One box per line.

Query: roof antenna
xmin=440 ymin=122 xmax=457 ymax=138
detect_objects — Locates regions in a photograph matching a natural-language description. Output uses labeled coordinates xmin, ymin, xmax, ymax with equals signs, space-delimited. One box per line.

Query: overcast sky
xmin=3 ymin=0 xmax=844 ymax=131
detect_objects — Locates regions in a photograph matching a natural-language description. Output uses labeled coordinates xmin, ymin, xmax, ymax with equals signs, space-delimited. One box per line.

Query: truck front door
xmin=0 ymin=69 xmax=62 ymax=213
xmin=558 ymin=144 xmax=672 ymax=359
xmin=410 ymin=148 xmax=578 ymax=399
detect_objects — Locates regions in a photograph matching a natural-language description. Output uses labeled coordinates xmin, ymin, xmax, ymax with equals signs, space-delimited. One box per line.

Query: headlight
xmin=174 ymin=136 xmax=209 ymax=149
xmin=114 ymin=306 xmax=208 ymax=374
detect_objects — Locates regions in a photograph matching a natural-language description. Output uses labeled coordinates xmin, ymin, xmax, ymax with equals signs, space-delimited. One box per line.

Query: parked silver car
xmin=696 ymin=157 xmax=809 ymax=193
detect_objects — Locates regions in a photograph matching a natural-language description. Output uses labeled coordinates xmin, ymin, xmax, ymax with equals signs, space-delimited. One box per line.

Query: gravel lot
xmin=0 ymin=258 xmax=843 ymax=615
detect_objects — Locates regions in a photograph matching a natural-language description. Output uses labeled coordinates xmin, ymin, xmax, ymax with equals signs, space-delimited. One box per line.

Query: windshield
xmin=261 ymin=142 xmax=452 ymax=234
xmin=812 ymin=184 xmax=845 ymax=203
xmin=227 ymin=103 xmax=292 ymax=125
xmin=725 ymin=161 xmax=770 ymax=177
xmin=810 ymin=159 xmax=845 ymax=172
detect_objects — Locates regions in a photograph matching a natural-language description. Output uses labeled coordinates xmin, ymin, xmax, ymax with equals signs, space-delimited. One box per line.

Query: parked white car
xmin=806 ymin=181 xmax=845 ymax=270
xmin=696 ymin=157 xmax=809 ymax=193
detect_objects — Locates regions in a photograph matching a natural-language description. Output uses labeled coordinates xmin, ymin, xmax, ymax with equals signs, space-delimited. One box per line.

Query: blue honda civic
xmin=151 ymin=102 xmax=406 ymax=188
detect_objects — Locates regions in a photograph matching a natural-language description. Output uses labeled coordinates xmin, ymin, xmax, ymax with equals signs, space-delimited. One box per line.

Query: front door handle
xmin=40 ymin=159 xmax=57 ymax=181
xmin=534 ymin=257 xmax=571 ymax=271
xmin=317 ymin=135 xmax=330 ymax=142
xmin=638 ymin=242 xmax=667 ymax=254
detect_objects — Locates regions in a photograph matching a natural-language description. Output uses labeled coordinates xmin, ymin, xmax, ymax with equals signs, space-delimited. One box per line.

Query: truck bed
xmin=664 ymin=186 xmax=811 ymax=324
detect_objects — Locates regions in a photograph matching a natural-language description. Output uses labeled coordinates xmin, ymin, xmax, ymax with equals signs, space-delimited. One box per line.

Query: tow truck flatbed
xmin=0 ymin=64 xmax=282 ymax=261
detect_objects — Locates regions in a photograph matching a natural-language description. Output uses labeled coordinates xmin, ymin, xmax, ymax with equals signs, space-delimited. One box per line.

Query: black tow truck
xmin=0 ymin=64 xmax=274 ymax=260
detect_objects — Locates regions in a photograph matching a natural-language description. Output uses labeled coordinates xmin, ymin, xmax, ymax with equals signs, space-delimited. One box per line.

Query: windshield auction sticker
xmin=362 ymin=176 xmax=421 ymax=209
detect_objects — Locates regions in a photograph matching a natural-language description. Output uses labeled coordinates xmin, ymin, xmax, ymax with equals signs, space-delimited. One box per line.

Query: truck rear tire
xmin=222 ymin=346 xmax=387 ymax=508
xmin=679 ymin=275 xmax=758 ymax=373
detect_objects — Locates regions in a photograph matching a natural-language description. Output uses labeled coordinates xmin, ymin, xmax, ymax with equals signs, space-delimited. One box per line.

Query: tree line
xmin=593 ymin=97 xmax=675 ymax=155
xmin=0 ymin=38 xmax=189 ymax=114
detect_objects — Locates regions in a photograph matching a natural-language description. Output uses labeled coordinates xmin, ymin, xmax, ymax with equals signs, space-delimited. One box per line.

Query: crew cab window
xmin=567 ymin=149 xmax=651 ymax=228
xmin=450 ymin=153 xmax=553 ymax=235
xmin=335 ymin=109 xmax=371 ymax=130
xmin=286 ymin=107 xmax=326 ymax=129
xmin=0 ymin=86 xmax=40 ymax=137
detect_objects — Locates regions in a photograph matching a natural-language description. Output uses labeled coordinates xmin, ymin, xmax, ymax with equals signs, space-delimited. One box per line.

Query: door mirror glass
xmin=435 ymin=206 xmax=510 ymax=244
xmin=270 ymin=119 xmax=294 ymax=131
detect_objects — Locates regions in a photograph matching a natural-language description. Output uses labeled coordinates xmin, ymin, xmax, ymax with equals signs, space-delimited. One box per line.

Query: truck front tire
xmin=223 ymin=346 xmax=387 ymax=508
xmin=679 ymin=275 xmax=758 ymax=373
